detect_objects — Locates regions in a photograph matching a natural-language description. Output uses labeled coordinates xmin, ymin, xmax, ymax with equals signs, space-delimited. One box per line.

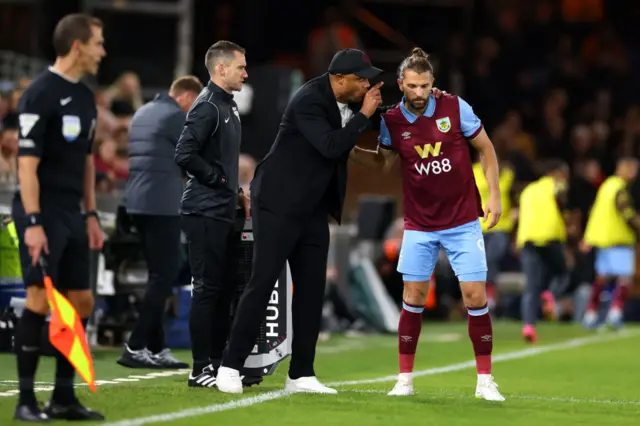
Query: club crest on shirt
xmin=62 ymin=115 xmax=81 ymax=142
xmin=436 ymin=117 xmax=451 ymax=133
xmin=232 ymin=106 xmax=240 ymax=120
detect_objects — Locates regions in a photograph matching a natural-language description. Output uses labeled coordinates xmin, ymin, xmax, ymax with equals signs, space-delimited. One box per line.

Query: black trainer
xmin=117 ymin=345 xmax=163 ymax=369
xmin=13 ymin=404 xmax=50 ymax=422
xmin=188 ymin=365 xmax=217 ymax=388
xmin=44 ymin=401 xmax=104 ymax=421
xmin=241 ymin=375 xmax=263 ymax=387
xmin=152 ymin=349 xmax=189 ymax=369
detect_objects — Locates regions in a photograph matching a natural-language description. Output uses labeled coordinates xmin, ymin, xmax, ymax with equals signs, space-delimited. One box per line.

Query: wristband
xmin=85 ymin=210 xmax=100 ymax=222
xmin=25 ymin=213 xmax=42 ymax=227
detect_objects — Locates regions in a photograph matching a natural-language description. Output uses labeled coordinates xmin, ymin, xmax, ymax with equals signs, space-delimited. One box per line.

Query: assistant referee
xmin=174 ymin=41 xmax=251 ymax=388
xmin=12 ymin=14 xmax=105 ymax=422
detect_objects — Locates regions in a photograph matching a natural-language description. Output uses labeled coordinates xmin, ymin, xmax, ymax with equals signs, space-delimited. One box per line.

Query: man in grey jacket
xmin=118 ymin=76 xmax=202 ymax=369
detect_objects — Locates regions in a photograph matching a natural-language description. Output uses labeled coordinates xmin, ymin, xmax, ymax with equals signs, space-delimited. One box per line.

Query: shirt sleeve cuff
xmin=350 ymin=112 xmax=372 ymax=133
xmin=467 ymin=124 xmax=484 ymax=140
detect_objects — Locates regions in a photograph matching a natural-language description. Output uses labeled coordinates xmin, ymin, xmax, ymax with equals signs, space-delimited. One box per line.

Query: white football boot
xmin=216 ymin=366 xmax=243 ymax=394
xmin=284 ymin=376 xmax=337 ymax=394
xmin=387 ymin=373 xmax=414 ymax=396
xmin=475 ymin=374 xmax=505 ymax=401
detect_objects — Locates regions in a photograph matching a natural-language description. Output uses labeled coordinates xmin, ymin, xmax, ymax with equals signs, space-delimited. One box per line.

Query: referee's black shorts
xmin=12 ymin=198 xmax=90 ymax=291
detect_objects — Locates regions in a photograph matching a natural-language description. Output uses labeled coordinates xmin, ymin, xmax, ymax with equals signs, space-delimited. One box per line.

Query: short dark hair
xmin=398 ymin=47 xmax=434 ymax=79
xmin=52 ymin=13 xmax=103 ymax=57
xmin=544 ymin=159 xmax=569 ymax=175
xmin=169 ymin=75 xmax=203 ymax=95
xmin=205 ymin=41 xmax=245 ymax=73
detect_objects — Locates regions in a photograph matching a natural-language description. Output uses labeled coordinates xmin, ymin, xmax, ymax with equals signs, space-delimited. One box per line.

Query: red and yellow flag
xmin=43 ymin=275 xmax=97 ymax=392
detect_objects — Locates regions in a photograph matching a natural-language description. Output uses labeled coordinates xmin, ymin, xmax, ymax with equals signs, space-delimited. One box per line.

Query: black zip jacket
xmin=175 ymin=81 xmax=241 ymax=222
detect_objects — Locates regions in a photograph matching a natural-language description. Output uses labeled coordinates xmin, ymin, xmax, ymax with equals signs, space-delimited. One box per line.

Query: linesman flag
xmin=39 ymin=258 xmax=97 ymax=392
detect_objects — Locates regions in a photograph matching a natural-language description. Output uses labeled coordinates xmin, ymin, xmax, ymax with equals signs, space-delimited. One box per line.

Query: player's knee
xmin=618 ymin=276 xmax=633 ymax=287
xmin=25 ymin=286 xmax=49 ymax=315
xmin=459 ymin=281 xmax=486 ymax=307
xmin=67 ymin=290 xmax=95 ymax=318
xmin=403 ymin=280 xmax=429 ymax=306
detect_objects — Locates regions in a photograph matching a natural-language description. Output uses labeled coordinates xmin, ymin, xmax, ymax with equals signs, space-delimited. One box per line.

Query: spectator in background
xmin=0 ymin=115 xmax=18 ymax=184
xmin=117 ymin=75 xmax=203 ymax=369
xmin=106 ymin=71 xmax=143 ymax=117
xmin=0 ymin=92 xmax=10 ymax=122
xmin=93 ymin=138 xmax=128 ymax=189
xmin=307 ymin=6 xmax=363 ymax=78
xmin=94 ymin=88 xmax=123 ymax=140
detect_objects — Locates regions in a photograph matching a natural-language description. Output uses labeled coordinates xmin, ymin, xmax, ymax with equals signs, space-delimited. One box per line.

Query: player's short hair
xmin=398 ymin=48 xmax=434 ymax=79
xmin=205 ymin=41 xmax=246 ymax=73
xmin=52 ymin=13 xmax=103 ymax=57
xmin=169 ymin=75 xmax=203 ymax=95
xmin=618 ymin=156 xmax=639 ymax=167
xmin=543 ymin=159 xmax=569 ymax=175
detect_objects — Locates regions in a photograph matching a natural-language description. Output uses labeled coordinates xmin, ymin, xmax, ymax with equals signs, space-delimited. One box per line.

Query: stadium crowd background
xmin=1 ymin=0 xmax=640 ymax=332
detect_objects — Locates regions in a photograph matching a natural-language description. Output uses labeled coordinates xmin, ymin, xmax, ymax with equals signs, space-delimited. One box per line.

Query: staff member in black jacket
xmin=217 ymin=49 xmax=383 ymax=394
xmin=118 ymin=76 xmax=202 ymax=370
xmin=174 ymin=40 xmax=250 ymax=388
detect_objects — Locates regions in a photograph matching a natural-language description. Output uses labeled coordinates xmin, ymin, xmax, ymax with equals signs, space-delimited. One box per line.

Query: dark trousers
xmin=127 ymin=215 xmax=182 ymax=353
xmin=181 ymin=215 xmax=238 ymax=373
xmin=222 ymin=203 xmax=329 ymax=379
xmin=484 ymin=231 xmax=510 ymax=285
xmin=521 ymin=241 xmax=568 ymax=325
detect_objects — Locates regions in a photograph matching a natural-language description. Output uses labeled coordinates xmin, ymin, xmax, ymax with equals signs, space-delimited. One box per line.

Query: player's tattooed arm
xmin=350 ymin=115 xmax=398 ymax=171
xmin=349 ymin=145 xmax=397 ymax=172
xmin=615 ymin=189 xmax=640 ymax=233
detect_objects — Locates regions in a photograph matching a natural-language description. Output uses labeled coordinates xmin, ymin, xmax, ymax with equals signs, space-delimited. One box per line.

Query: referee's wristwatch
xmin=85 ymin=210 xmax=100 ymax=223
xmin=25 ymin=212 xmax=43 ymax=228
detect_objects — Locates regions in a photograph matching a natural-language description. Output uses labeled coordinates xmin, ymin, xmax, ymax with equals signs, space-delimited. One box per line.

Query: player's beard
xmin=407 ymin=97 xmax=428 ymax=115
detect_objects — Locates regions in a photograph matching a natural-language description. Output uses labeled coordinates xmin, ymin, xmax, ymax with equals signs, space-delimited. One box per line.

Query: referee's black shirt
xmin=16 ymin=68 xmax=97 ymax=209
xmin=175 ymin=81 xmax=241 ymax=222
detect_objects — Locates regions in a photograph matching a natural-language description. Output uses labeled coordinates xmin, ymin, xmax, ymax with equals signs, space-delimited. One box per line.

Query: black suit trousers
xmin=181 ymin=215 xmax=238 ymax=373
xmin=222 ymin=201 xmax=330 ymax=379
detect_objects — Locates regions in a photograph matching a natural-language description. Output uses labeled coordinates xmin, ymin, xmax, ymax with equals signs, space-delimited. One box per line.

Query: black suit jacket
xmin=251 ymin=73 xmax=373 ymax=224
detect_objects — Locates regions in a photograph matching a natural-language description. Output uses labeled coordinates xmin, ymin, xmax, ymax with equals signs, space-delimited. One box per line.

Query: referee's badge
xmin=436 ymin=117 xmax=451 ymax=133
xmin=62 ymin=115 xmax=81 ymax=142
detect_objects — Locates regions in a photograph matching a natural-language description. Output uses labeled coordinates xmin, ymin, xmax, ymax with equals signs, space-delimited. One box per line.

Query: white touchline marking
xmin=101 ymin=330 xmax=640 ymax=426
xmin=0 ymin=333 xmax=462 ymax=394
xmin=342 ymin=389 xmax=640 ymax=406
xmin=0 ymin=369 xmax=191 ymax=398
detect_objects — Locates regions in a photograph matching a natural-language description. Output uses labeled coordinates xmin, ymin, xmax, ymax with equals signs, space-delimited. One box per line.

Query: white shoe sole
xmin=284 ymin=384 xmax=337 ymax=394
xmin=387 ymin=389 xmax=414 ymax=396
xmin=217 ymin=381 xmax=243 ymax=394
xmin=475 ymin=393 xmax=505 ymax=402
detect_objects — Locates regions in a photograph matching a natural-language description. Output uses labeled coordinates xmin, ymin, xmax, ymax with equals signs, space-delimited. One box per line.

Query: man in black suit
xmin=216 ymin=49 xmax=383 ymax=394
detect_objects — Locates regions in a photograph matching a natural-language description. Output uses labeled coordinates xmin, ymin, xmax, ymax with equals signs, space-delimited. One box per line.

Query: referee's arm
xmin=174 ymin=101 xmax=223 ymax=187
xmin=16 ymin=91 xmax=51 ymax=214
xmin=83 ymin=117 xmax=97 ymax=213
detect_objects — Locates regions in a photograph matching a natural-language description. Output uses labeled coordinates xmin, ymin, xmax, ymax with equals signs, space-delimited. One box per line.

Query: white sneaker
xmin=475 ymin=374 xmax=505 ymax=401
xmin=606 ymin=307 xmax=623 ymax=330
xmin=388 ymin=373 xmax=414 ymax=396
xmin=216 ymin=366 xmax=243 ymax=394
xmin=582 ymin=310 xmax=599 ymax=330
xmin=284 ymin=376 xmax=337 ymax=394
